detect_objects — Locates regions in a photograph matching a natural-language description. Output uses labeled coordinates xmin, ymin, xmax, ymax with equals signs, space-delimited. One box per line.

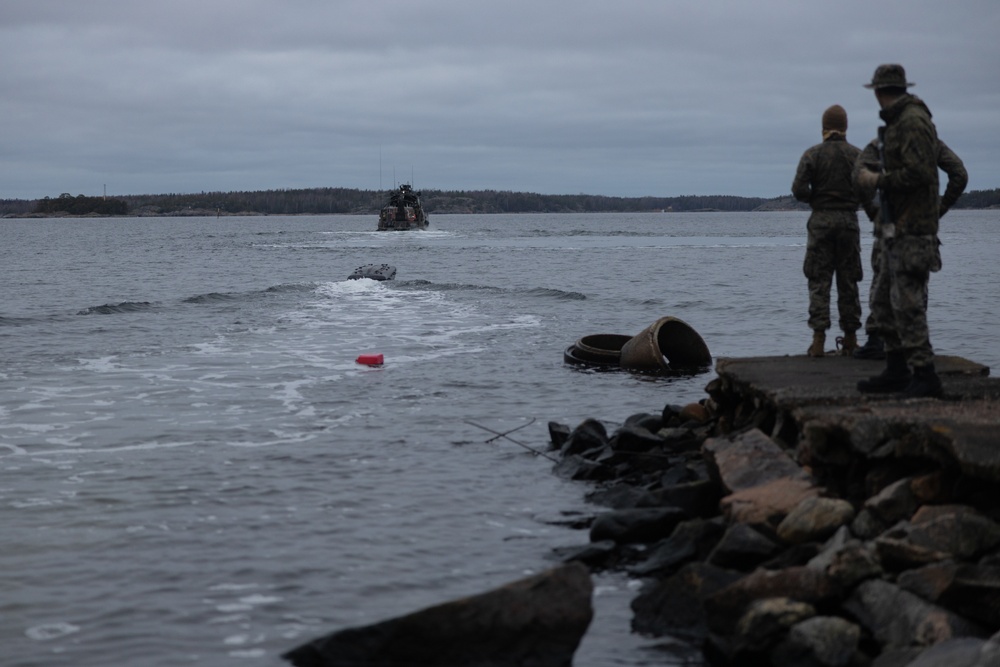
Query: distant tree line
xmin=3 ymin=186 xmax=998 ymax=218
xmin=33 ymin=193 xmax=128 ymax=216
xmin=116 ymin=188 xmax=776 ymax=215
xmin=953 ymin=188 xmax=1000 ymax=210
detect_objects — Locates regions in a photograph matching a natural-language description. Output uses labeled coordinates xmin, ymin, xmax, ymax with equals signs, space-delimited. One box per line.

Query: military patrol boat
xmin=377 ymin=184 xmax=429 ymax=230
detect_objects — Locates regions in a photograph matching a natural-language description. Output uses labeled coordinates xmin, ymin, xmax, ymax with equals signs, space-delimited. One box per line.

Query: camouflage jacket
xmin=856 ymin=138 xmax=967 ymax=234
xmin=876 ymin=94 xmax=941 ymax=236
xmin=792 ymin=135 xmax=864 ymax=212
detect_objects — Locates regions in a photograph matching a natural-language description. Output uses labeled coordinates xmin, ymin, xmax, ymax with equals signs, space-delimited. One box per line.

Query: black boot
xmin=903 ymin=364 xmax=943 ymax=398
xmin=853 ymin=333 xmax=886 ymax=360
xmin=857 ymin=350 xmax=911 ymax=393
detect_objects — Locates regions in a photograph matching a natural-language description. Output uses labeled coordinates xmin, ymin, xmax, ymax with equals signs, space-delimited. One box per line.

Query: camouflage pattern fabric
xmin=793 ymin=135 xmax=864 ymax=333
xmin=857 ymin=140 xmax=967 ymax=335
xmin=856 ymin=138 xmax=966 ymax=239
xmin=876 ymin=94 xmax=941 ymax=236
xmin=860 ymin=93 xmax=949 ymax=368
xmin=803 ymin=213 xmax=862 ymax=331
xmin=868 ymin=236 xmax=938 ymax=366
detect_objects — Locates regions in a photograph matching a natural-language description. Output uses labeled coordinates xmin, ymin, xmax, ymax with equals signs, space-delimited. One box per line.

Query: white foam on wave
xmin=24 ymin=439 xmax=199 ymax=457
xmin=210 ymin=583 xmax=260 ymax=591
xmin=25 ymin=622 xmax=80 ymax=641
xmin=76 ymin=356 xmax=122 ymax=372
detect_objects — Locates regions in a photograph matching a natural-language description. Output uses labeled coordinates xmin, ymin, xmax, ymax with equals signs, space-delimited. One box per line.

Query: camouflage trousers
xmin=803 ymin=212 xmax=862 ymax=332
xmin=868 ymin=234 xmax=941 ymax=368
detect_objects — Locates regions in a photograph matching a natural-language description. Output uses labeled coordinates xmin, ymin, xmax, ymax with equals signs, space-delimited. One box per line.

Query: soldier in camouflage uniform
xmin=853 ymin=139 xmax=967 ymax=360
xmin=855 ymin=64 xmax=949 ymax=398
xmin=792 ymin=104 xmax=864 ymax=357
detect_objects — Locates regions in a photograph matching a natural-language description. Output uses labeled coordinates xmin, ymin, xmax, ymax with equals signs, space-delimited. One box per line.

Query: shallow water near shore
xmin=2 ymin=211 xmax=998 ymax=666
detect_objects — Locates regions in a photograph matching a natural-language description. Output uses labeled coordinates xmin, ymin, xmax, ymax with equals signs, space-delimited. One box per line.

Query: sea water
xmin=2 ymin=211 xmax=997 ymax=666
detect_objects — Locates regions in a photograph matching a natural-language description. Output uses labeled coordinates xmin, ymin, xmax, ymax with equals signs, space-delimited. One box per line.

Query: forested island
xmin=2 ymin=186 xmax=999 ymax=218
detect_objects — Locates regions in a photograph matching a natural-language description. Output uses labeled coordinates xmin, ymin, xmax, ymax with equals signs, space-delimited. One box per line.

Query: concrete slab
xmin=713 ymin=354 xmax=1000 ymax=483
xmin=714 ymin=355 xmax=996 ymax=411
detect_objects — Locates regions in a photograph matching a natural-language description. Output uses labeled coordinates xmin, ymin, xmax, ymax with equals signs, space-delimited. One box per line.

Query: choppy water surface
xmin=2 ymin=211 xmax=997 ymax=666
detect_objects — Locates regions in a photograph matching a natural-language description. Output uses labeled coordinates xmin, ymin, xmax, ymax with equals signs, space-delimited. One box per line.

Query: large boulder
xmin=704 ymin=428 xmax=813 ymax=494
xmin=842 ymin=579 xmax=987 ymax=651
xmin=629 ymin=517 xmax=725 ymax=576
xmin=631 ymin=562 xmax=743 ymax=640
xmin=720 ymin=477 xmax=821 ymax=531
xmin=902 ymin=632 xmax=1000 ymax=667
xmin=559 ymin=418 xmax=609 ymax=457
xmin=703 ymin=566 xmax=837 ymax=635
xmin=776 ymin=496 xmax=856 ymax=544
xmin=770 ymin=615 xmax=861 ymax=667
xmin=898 ymin=562 xmax=1000 ymax=629
xmin=283 ymin=563 xmax=594 ymax=667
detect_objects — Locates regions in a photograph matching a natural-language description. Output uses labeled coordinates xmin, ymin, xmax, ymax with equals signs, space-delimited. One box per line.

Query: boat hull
xmin=377 ymin=184 xmax=429 ymax=230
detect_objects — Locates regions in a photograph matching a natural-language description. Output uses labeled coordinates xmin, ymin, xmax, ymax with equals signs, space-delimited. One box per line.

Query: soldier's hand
xmin=856 ymin=168 xmax=880 ymax=192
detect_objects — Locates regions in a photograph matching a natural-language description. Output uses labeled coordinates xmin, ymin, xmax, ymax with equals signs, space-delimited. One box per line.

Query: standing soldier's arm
xmin=854 ymin=141 xmax=881 ymax=223
xmin=792 ymin=149 xmax=815 ymax=203
xmin=937 ymin=140 xmax=968 ymax=217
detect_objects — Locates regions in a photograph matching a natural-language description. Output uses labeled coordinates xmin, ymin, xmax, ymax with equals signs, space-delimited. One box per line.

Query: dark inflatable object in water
xmin=565 ymin=317 xmax=712 ymax=375
xmin=573 ymin=333 xmax=632 ymax=364
xmin=348 ymin=264 xmax=397 ymax=281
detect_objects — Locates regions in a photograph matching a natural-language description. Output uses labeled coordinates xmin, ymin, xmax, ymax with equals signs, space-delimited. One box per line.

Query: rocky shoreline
xmin=547 ymin=354 xmax=1000 ymax=667
xmin=282 ymin=353 xmax=1000 ymax=667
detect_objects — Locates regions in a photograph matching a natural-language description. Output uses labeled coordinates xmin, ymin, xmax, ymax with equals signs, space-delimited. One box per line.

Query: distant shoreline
xmin=3 ymin=187 xmax=998 ymax=218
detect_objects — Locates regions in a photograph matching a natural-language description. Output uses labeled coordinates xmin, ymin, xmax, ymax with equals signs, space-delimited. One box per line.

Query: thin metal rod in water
xmin=465 ymin=419 xmax=560 ymax=463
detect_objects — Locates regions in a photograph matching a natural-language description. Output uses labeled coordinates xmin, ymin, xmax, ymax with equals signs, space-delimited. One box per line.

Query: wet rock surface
xmin=547 ymin=354 xmax=1000 ymax=666
xmin=283 ymin=562 xmax=594 ymax=667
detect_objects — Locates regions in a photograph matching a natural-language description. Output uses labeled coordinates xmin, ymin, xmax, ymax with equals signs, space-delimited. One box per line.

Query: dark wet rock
xmin=734 ymin=597 xmax=817 ymax=653
xmin=631 ymin=562 xmax=743 ymax=640
xmin=656 ymin=426 xmax=703 ymax=452
xmin=658 ymin=461 xmax=703 ymax=487
xmin=842 ymin=579 xmax=987 ymax=651
xmin=807 ymin=529 xmax=883 ymax=590
xmin=645 ymin=478 xmax=720 ymax=517
xmin=704 ymin=566 xmax=838 ymax=635
xmin=629 ymin=517 xmax=725 ymax=576
xmin=905 ymin=504 xmax=1000 ymax=560
xmin=610 ymin=424 xmax=665 ymax=453
xmin=551 ymin=454 xmax=613 ymax=482
xmin=875 ymin=535 xmax=953 ymax=572
xmin=707 ymin=522 xmax=782 ymax=570
xmin=902 ymin=631 xmax=1000 ymax=667
xmin=777 ymin=496 xmax=856 ymax=544
xmin=661 ymin=403 xmax=686 ymax=426
xmin=873 ymin=648 xmax=925 ymax=667
xmin=909 ymin=471 xmax=952 ymax=505
xmin=761 ymin=542 xmax=823 ymax=570
xmin=624 ymin=411 xmax=662 ymax=432
xmin=547 ymin=421 xmax=571 ymax=450
xmin=585 ymin=483 xmax=659 ymax=510
xmin=589 ymin=507 xmax=687 ymax=544
xmin=552 ymin=540 xmax=619 ymax=569
xmin=851 ymin=507 xmax=891 ymax=540
xmin=864 ymin=476 xmax=922 ymax=525
xmin=282 ymin=562 xmax=593 ymax=667
xmin=559 ymin=418 xmax=608 ymax=457
xmin=898 ymin=562 xmax=1000 ymax=629
xmin=770 ymin=615 xmax=862 ymax=667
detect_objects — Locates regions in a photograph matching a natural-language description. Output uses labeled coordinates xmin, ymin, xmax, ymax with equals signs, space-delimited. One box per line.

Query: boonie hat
xmin=864 ymin=64 xmax=915 ymax=90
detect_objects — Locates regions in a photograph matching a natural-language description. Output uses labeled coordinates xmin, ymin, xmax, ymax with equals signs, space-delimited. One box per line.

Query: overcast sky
xmin=2 ymin=0 xmax=998 ymax=200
